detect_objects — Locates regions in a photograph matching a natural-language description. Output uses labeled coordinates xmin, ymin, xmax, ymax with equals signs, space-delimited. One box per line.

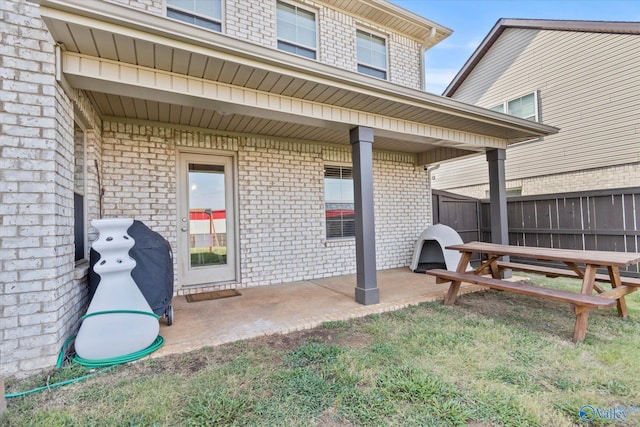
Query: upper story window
xmin=324 ymin=166 xmax=355 ymax=239
xmin=276 ymin=1 xmax=317 ymax=59
xmin=491 ymin=92 xmax=539 ymax=121
xmin=167 ymin=0 xmax=222 ymax=32
xmin=357 ymin=30 xmax=387 ymax=80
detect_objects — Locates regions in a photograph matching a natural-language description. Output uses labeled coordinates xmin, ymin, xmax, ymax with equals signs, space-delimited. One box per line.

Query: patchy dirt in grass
xmin=315 ymin=407 xmax=355 ymax=427
xmin=253 ymin=326 xmax=373 ymax=352
xmin=3 ymin=322 xmax=378 ymax=419
xmin=7 ymin=289 xmax=575 ymax=417
xmin=81 ymin=324 xmax=374 ymax=382
xmin=4 ymin=288 xmax=569 ymax=402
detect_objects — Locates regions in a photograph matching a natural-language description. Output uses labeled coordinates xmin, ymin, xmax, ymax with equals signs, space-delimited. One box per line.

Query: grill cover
xmin=90 ymin=220 xmax=173 ymax=316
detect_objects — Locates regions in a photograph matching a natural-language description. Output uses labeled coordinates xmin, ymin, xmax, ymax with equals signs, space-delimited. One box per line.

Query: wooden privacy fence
xmin=433 ymin=187 xmax=640 ymax=277
xmin=432 ymin=189 xmax=483 ymax=265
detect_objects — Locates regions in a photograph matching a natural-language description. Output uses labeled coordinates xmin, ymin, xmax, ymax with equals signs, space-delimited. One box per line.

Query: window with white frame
xmin=167 ymin=0 xmax=222 ymax=32
xmin=491 ymin=92 xmax=539 ymax=121
xmin=324 ymin=166 xmax=355 ymax=239
xmin=276 ymin=1 xmax=317 ymax=59
xmin=74 ymin=123 xmax=86 ymax=262
xmin=485 ymin=187 xmax=523 ymax=198
xmin=357 ymin=29 xmax=387 ymax=79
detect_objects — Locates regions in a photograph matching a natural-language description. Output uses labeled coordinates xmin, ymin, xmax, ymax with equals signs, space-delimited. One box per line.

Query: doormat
xmin=186 ymin=289 xmax=241 ymax=303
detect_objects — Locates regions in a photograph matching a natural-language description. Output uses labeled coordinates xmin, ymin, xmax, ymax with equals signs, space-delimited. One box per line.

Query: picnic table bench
xmin=427 ymin=242 xmax=640 ymax=342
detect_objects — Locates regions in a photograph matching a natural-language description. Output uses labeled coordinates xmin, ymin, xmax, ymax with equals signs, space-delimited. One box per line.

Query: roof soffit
xmin=320 ymin=0 xmax=452 ymax=47
xmin=34 ymin=0 xmax=558 ymax=143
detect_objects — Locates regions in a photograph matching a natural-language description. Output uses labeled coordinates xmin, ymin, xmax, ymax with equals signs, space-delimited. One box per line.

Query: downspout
xmin=420 ymin=27 xmax=437 ymax=92
xmin=424 ymin=164 xmax=440 ymax=225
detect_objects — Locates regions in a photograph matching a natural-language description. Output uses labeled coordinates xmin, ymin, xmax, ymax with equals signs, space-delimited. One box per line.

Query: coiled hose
xmin=5 ymin=310 xmax=164 ymax=399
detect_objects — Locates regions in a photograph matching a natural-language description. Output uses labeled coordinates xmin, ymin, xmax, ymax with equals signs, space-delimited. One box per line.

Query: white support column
xmin=350 ymin=126 xmax=379 ymax=305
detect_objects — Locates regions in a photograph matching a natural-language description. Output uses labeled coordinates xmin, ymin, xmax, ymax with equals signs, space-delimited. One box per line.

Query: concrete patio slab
xmin=153 ymin=267 xmax=483 ymax=358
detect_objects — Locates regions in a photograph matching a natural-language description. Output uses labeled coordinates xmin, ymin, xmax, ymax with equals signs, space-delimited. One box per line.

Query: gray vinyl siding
xmin=434 ymin=28 xmax=640 ymax=190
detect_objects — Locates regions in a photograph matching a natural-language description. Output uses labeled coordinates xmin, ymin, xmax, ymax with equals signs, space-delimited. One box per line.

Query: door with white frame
xmin=177 ymin=152 xmax=236 ymax=286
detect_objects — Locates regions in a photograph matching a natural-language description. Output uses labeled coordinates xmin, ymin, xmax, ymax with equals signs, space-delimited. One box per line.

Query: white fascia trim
xmin=63 ymin=51 xmax=508 ymax=150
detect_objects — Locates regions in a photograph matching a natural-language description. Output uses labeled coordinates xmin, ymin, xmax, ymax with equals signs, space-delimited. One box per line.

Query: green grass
xmin=3 ymin=273 xmax=640 ymax=426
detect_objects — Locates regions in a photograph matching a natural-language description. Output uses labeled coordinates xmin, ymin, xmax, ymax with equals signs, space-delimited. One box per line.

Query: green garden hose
xmin=3 ymin=367 xmax=114 ymax=399
xmin=5 ymin=310 xmax=164 ymax=399
xmin=71 ymin=335 xmax=164 ymax=368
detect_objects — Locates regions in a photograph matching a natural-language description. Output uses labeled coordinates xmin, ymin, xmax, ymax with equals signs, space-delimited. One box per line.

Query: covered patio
xmin=0 ymin=0 xmax=558 ymax=380
xmin=37 ymin=0 xmax=557 ymax=303
xmin=154 ymin=268 xmax=484 ymax=358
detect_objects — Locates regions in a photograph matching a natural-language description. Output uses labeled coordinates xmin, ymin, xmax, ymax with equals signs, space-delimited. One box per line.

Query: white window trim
xmin=276 ymin=0 xmax=319 ymax=57
xmin=485 ymin=187 xmax=523 ymax=198
xmin=490 ymin=91 xmax=539 ymax=122
xmin=165 ymin=0 xmax=224 ymax=32
xmin=323 ymin=163 xmax=356 ymax=241
xmin=356 ymin=27 xmax=389 ymax=79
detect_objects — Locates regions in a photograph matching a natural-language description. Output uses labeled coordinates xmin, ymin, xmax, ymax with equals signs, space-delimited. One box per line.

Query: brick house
xmin=432 ymin=19 xmax=640 ymax=198
xmin=0 ymin=0 xmax=556 ymax=378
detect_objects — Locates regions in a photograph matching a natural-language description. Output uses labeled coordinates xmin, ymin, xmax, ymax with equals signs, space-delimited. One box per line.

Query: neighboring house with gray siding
xmin=432 ymin=19 xmax=640 ymax=198
xmin=0 ymin=0 xmax=555 ymax=378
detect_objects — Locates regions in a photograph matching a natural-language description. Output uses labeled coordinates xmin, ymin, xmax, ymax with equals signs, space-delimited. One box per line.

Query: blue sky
xmin=390 ymin=0 xmax=640 ymax=94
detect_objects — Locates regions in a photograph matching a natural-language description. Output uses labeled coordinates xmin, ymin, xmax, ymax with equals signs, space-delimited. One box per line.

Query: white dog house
xmin=410 ymin=224 xmax=469 ymax=273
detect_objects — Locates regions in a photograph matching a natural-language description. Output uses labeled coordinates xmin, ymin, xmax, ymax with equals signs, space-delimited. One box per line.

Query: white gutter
xmin=420 ymin=27 xmax=438 ymax=92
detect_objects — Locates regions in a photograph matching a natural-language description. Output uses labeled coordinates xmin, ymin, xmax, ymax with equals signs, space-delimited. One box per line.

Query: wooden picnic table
xmin=427 ymin=242 xmax=640 ymax=342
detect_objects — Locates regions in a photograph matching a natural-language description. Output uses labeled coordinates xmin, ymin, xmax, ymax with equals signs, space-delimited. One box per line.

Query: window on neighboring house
xmin=324 ymin=166 xmax=355 ymax=239
xmin=167 ymin=0 xmax=222 ymax=32
xmin=490 ymin=92 xmax=539 ymax=121
xmin=277 ymin=1 xmax=317 ymax=59
xmin=485 ymin=187 xmax=522 ymax=198
xmin=74 ymin=123 xmax=86 ymax=262
xmin=357 ymin=30 xmax=387 ymax=79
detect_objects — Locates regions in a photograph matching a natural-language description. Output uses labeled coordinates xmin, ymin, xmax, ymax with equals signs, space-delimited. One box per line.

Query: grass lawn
xmin=3 ymin=273 xmax=640 ymax=426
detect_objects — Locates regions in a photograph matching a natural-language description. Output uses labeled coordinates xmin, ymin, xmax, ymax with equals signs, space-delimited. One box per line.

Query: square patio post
xmin=487 ymin=148 xmax=511 ymax=277
xmin=350 ymin=126 xmax=379 ymax=305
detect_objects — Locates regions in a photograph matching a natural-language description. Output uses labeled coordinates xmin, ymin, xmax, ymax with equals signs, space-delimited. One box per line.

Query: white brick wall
xmin=439 ymin=163 xmax=640 ymax=199
xmin=100 ymin=122 xmax=177 ymax=239
xmin=99 ymin=124 xmax=431 ymax=291
xmin=0 ymin=0 xmax=89 ymax=378
xmin=106 ymin=0 xmax=162 ymax=15
xmin=388 ymin=33 xmax=422 ymax=90
xmin=523 ymin=164 xmax=640 ymax=196
xmin=318 ymin=6 xmax=356 ymax=71
xmin=316 ymin=1 xmax=423 ymax=89
xmin=226 ymin=0 xmax=276 ymax=47
xmin=374 ymin=153 xmax=431 ymax=268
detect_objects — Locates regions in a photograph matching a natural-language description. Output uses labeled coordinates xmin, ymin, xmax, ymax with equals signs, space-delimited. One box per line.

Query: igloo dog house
xmin=410 ymin=224 xmax=469 ymax=273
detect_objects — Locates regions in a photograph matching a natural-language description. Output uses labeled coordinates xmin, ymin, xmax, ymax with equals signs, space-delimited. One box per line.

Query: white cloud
xmin=433 ymin=37 xmax=483 ymax=52
xmin=425 ymin=68 xmax=459 ymax=95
